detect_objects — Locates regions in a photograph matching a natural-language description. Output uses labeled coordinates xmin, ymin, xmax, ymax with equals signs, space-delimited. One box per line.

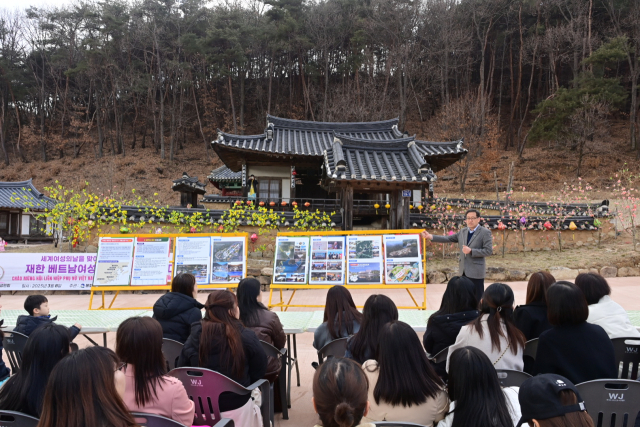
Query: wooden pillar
xmin=341 ymin=186 xmax=354 ymax=231
xmin=400 ymin=189 xmax=411 ymax=229
xmin=390 ymin=191 xmax=399 ymax=229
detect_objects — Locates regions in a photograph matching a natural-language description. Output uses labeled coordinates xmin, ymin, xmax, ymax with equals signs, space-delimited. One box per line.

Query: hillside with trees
xmin=0 ymin=0 xmax=639 ymax=201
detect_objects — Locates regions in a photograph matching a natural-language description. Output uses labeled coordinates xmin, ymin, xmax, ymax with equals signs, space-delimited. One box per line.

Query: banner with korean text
xmin=0 ymin=253 xmax=96 ymax=291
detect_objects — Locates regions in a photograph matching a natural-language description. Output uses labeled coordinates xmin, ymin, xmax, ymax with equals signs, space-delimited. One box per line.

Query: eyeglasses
xmin=465 ymin=217 xmax=479 ymax=220
xmin=115 ymin=363 xmax=126 ymax=372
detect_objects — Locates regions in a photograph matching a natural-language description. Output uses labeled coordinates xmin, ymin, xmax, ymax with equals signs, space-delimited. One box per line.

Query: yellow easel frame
xmin=89 ymin=232 xmax=248 ymax=310
xmin=268 ymin=229 xmax=427 ymax=311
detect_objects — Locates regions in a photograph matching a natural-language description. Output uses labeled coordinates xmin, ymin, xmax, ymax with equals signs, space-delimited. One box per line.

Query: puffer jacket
xmin=14 ymin=315 xmax=80 ymax=340
xmin=587 ymin=295 xmax=640 ymax=339
xmin=153 ymin=292 xmax=204 ymax=343
xmin=245 ymin=309 xmax=286 ymax=382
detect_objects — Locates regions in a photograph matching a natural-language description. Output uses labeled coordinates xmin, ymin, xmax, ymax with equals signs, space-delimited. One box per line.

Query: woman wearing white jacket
xmin=575 ymin=273 xmax=640 ymax=339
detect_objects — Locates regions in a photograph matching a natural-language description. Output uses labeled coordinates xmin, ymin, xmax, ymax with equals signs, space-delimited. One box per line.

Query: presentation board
xmin=211 ymin=236 xmax=247 ymax=284
xmin=131 ymin=237 xmax=174 ymax=285
xmin=272 ymin=236 xmax=310 ymax=284
xmin=383 ymin=234 xmax=424 ymax=284
xmin=309 ymin=236 xmax=345 ymax=284
xmin=346 ymin=235 xmax=383 ymax=284
xmin=175 ymin=236 xmax=211 ymax=284
xmin=94 ymin=237 xmax=135 ymax=286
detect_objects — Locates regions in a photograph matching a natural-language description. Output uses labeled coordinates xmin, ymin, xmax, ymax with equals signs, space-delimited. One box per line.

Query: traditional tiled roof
xmin=171 ymin=173 xmax=207 ymax=194
xmin=0 ymin=179 xmax=56 ymax=209
xmin=207 ymin=166 xmax=241 ymax=183
xmin=324 ymin=136 xmax=437 ymax=182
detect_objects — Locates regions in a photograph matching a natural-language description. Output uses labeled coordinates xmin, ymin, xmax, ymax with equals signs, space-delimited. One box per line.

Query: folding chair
xmin=317 ymin=337 xmax=348 ymax=365
xmin=169 ymin=367 xmax=271 ymax=427
xmin=0 ymin=410 xmax=39 ymax=427
xmin=2 ymin=331 xmax=29 ymax=374
xmin=374 ymin=422 xmax=427 ymax=427
xmin=523 ymin=338 xmax=539 ymax=375
xmin=610 ymin=337 xmax=640 ymax=380
xmin=162 ymin=338 xmax=184 ymax=371
xmin=428 ymin=346 xmax=449 ymax=364
xmin=259 ymin=340 xmax=288 ymax=420
xmin=495 ymin=369 xmax=532 ymax=388
xmin=576 ymin=379 xmax=640 ymax=427
xmin=132 ymin=412 xmax=234 ymax=427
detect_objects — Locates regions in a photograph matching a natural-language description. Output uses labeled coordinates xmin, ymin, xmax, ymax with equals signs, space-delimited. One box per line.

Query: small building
xmin=0 ymin=179 xmax=55 ymax=242
xmin=207 ymin=115 xmax=467 ymax=230
xmin=172 ymin=172 xmax=207 ymax=208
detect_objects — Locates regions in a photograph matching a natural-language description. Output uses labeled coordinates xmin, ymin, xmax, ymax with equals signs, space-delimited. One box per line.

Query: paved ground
xmin=1 ymin=276 xmax=639 ymax=426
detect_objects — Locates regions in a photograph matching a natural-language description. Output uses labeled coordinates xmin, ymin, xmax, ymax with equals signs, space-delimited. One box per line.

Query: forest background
xmin=1 ymin=0 xmax=640 ymax=204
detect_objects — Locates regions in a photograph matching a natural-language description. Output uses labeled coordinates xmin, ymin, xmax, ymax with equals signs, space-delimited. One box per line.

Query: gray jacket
xmin=431 ymin=226 xmax=493 ymax=279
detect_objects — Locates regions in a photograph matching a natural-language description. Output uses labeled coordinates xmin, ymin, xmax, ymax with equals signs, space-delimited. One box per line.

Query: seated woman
xmin=575 ymin=272 xmax=640 ymax=339
xmin=237 ymin=278 xmax=286 ymax=383
xmin=534 ymin=281 xmax=616 ymax=384
xmin=313 ymin=357 xmax=374 ymax=427
xmin=153 ymin=273 xmax=204 ymax=343
xmin=438 ymin=346 xmax=521 ymax=427
xmin=423 ymin=276 xmax=479 ymax=378
xmin=517 ymin=374 xmax=594 ymax=427
xmin=363 ymin=321 xmax=448 ymax=425
xmin=514 ymin=271 xmax=556 ymax=341
xmin=179 ymin=290 xmax=267 ymax=427
xmin=0 ymin=323 xmax=70 ymax=416
xmin=116 ymin=316 xmax=195 ymax=426
xmin=446 ymin=282 xmax=525 ymax=372
xmin=345 ymin=295 xmax=398 ymax=364
xmin=37 ymin=346 xmax=137 ymax=427
xmin=313 ymin=286 xmax=363 ymax=350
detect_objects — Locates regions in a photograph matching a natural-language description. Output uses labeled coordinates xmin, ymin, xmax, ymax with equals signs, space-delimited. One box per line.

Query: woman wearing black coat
xmin=534 ymin=281 xmax=616 ymax=385
xmin=513 ymin=271 xmax=555 ymax=341
xmin=423 ymin=276 xmax=479 ymax=379
xmin=153 ymin=273 xmax=204 ymax=343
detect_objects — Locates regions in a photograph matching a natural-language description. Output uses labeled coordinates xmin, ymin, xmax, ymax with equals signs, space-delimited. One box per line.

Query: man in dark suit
xmin=421 ymin=209 xmax=493 ymax=300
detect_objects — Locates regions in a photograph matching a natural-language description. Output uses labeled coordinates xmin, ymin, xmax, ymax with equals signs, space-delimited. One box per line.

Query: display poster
xmin=346 ymin=235 xmax=383 ymax=284
xmin=131 ymin=237 xmax=173 ymax=286
xmin=0 ymin=253 xmax=97 ymax=290
xmin=273 ymin=237 xmax=309 ymax=284
xmin=175 ymin=236 xmax=211 ymax=284
xmin=309 ymin=236 xmax=346 ymax=284
xmin=210 ymin=236 xmax=246 ymax=284
xmin=93 ymin=237 xmax=135 ymax=286
xmin=383 ymin=234 xmax=424 ymax=284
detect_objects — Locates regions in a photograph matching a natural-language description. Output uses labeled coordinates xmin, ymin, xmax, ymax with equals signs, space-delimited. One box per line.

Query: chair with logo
xmin=133 ymin=412 xmax=234 ymax=427
xmin=610 ymin=337 xmax=640 ymax=380
xmin=576 ymin=379 xmax=640 ymax=427
xmin=2 ymin=331 xmax=29 ymax=374
xmin=162 ymin=338 xmax=184 ymax=371
xmin=317 ymin=337 xmax=348 ymax=365
xmin=169 ymin=367 xmax=271 ymax=427
xmin=0 ymin=410 xmax=39 ymax=427
xmin=495 ymin=369 xmax=532 ymax=388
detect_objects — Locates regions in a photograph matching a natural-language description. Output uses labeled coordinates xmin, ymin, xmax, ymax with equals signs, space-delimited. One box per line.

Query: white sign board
xmin=175 ymin=236 xmax=211 ymax=284
xmin=93 ymin=237 xmax=135 ymax=286
xmin=0 ymin=253 xmax=97 ymax=290
xmin=131 ymin=237 xmax=173 ymax=286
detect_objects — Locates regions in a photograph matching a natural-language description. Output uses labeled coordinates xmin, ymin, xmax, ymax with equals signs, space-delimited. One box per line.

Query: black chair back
xmin=496 ymin=369 xmax=532 ymax=388
xmin=317 ymin=337 xmax=348 ymax=365
xmin=2 ymin=332 xmax=29 ymax=374
xmin=524 ymin=338 xmax=539 ymax=361
xmin=576 ymin=379 xmax=640 ymax=427
xmin=610 ymin=337 xmax=640 ymax=380
xmin=161 ymin=338 xmax=184 ymax=371
xmin=0 ymin=410 xmax=39 ymax=427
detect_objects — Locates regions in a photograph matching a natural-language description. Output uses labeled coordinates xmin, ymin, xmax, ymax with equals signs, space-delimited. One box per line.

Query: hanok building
xmin=206 ymin=115 xmax=467 ymax=230
xmin=0 ymin=179 xmax=55 ymax=242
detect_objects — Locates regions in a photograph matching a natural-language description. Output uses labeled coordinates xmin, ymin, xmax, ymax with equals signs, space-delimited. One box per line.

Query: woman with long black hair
xmin=0 ymin=323 xmax=70 ymax=416
xmin=363 ymin=321 xmax=447 ymax=425
xmin=438 ymin=346 xmax=521 ymax=427
xmin=446 ymin=282 xmax=525 ymax=372
xmin=237 ymin=278 xmax=285 ymax=382
xmin=179 ymin=290 xmax=267 ymax=427
xmin=345 ymin=294 xmax=398 ymax=364
xmin=313 ymin=286 xmax=363 ymax=350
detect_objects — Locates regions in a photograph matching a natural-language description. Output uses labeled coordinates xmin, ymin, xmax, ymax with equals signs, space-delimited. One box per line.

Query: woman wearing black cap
xmin=516 ymin=374 xmax=594 ymax=427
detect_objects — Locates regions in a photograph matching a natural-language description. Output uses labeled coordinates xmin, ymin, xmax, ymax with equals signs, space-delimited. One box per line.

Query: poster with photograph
xmin=346 ymin=235 xmax=383 ymax=284
xmin=210 ymin=236 xmax=246 ymax=284
xmin=93 ymin=237 xmax=135 ymax=286
xmin=273 ymin=237 xmax=310 ymax=284
xmin=174 ymin=236 xmax=211 ymax=284
xmin=309 ymin=236 xmax=345 ymax=284
xmin=383 ymin=234 xmax=424 ymax=284
xmin=131 ymin=237 xmax=174 ymax=286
